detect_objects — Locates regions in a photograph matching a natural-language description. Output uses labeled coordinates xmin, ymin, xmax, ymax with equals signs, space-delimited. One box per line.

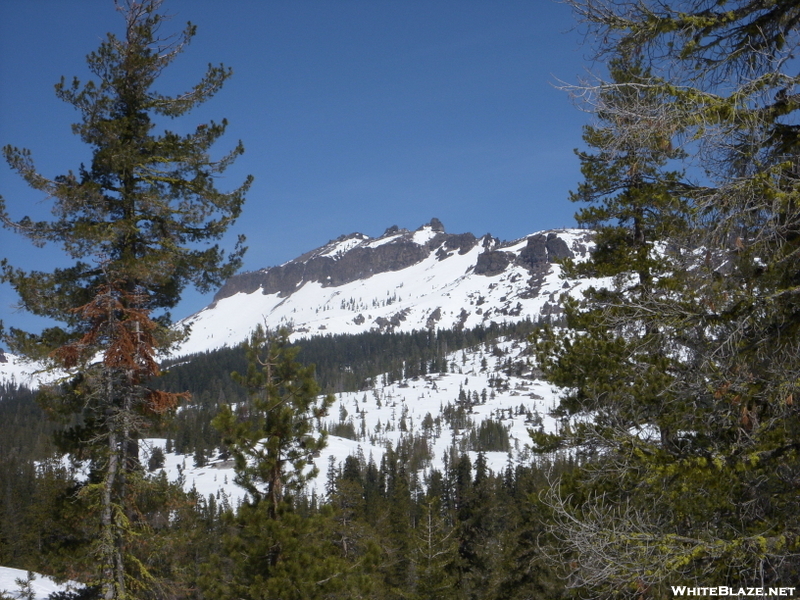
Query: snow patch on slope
xmin=0 ymin=566 xmax=82 ymax=599
xmin=318 ymin=233 xmax=370 ymax=259
xmin=0 ymin=352 xmax=60 ymax=392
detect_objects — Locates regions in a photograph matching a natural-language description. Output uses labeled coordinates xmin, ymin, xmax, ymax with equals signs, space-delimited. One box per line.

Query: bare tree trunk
xmin=102 ymin=425 xmax=120 ymax=600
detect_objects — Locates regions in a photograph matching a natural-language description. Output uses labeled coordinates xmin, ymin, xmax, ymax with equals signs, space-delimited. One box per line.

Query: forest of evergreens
xmin=0 ymin=432 xmax=576 ymax=600
xmin=0 ymin=324 xmax=574 ymax=600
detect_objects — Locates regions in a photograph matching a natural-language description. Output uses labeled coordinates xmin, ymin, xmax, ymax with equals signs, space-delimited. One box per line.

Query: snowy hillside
xmin=176 ymin=221 xmax=596 ymax=355
xmin=0 ymin=350 xmax=57 ymax=391
xmin=147 ymin=335 xmax=563 ymax=505
xmin=1 ymin=336 xmax=566 ymax=509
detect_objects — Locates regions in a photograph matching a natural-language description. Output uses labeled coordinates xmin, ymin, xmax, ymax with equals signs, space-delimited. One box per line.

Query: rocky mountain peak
xmin=179 ymin=223 xmax=596 ymax=355
xmin=424 ymin=217 xmax=445 ymax=232
xmin=212 ymin=219 xmax=475 ymax=302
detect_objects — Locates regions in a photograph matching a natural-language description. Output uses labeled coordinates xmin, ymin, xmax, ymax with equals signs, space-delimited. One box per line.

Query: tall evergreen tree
xmin=534 ymin=1 xmax=800 ymax=597
xmin=565 ymin=57 xmax=688 ymax=292
xmin=0 ymin=1 xmax=250 ymax=597
xmin=411 ymin=497 xmax=458 ymax=600
xmin=214 ymin=327 xmax=333 ymax=519
xmin=532 ymin=57 xmax=692 ymax=457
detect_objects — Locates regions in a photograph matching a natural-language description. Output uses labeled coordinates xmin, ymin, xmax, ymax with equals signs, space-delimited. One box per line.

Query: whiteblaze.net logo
xmin=672 ymin=587 xmax=796 ymax=597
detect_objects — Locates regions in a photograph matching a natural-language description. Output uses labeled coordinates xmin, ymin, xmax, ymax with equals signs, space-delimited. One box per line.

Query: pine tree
xmin=214 ymin=327 xmax=333 ymax=519
xmin=532 ymin=57 xmax=692 ymax=456
xmin=1 ymin=2 xmax=250 ymax=354
xmin=411 ymin=497 xmax=458 ymax=600
xmin=381 ymin=449 xmax=414 ymax=595
xmin=0 ymin=1 xmax=250 ymax=597
xmin=210 ymin=328 xmax=345 ymax=599
xmin=565 ymin=57 xmax=688 ymax=292
xmin=534 ymin=2 xmax=800 ymax=597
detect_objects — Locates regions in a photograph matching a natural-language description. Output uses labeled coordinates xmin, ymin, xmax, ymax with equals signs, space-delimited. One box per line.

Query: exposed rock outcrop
xmin=474 ymin=251 xmax=512 ymax=276
xmin=205 ymin=222 xmax=591 ymax=332
xmin=213 ymin=219 xmax=481 ymax=302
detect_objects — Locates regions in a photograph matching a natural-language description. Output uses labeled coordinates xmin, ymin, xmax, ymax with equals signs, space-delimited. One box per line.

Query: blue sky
xmin=0 ymin=0 xmax=594 ymax=334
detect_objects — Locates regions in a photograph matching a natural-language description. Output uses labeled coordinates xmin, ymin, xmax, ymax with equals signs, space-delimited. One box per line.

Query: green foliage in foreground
xmin=0 ymin=432 xmax=575 ymax=600
xmin=531 ymin=2 xmax=800 ymax=597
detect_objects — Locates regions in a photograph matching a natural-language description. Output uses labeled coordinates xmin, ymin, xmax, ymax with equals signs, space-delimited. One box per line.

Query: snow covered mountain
xmin=176 ymin=219 xmax=596 ymax=355
xmin=0 ymin=219 xmax=603 ymax=508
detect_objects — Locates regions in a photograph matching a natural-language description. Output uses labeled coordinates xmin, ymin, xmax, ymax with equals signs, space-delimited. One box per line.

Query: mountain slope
xmin=146 ymin=333 xmax=563 ymax=504
xmin=150 ymin=219 xmax=603 ymax=500
xmin=1 ymin=220 xmax=598 ymax=393
xmin=177 ymin=219 xmax=596 ymax=355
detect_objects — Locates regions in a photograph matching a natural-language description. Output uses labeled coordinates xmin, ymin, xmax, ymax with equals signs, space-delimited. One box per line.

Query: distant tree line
xmin=160 ymin=318 xmax=538 ymax=395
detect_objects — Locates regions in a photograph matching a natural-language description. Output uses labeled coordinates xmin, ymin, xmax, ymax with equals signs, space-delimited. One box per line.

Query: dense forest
xmin=0 ymin=322 xmax=573 ymax=600
xmin=160 ymin=319 xmax=539 ymax=396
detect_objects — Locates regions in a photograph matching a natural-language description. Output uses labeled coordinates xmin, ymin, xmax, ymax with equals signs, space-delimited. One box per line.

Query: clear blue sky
xmin=0 ymin=0 xmax=594 ymax=335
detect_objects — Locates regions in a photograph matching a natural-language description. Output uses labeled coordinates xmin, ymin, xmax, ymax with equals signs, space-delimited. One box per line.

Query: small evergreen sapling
xmin=213 ymin=327 xmax=333 ymax=519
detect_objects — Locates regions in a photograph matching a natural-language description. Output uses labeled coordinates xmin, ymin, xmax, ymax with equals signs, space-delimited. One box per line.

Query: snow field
xmin=145 ymin=336 xmax=563 ymax=506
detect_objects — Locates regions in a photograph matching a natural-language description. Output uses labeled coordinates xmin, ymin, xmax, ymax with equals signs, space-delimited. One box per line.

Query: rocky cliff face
xmin=177 ymin=220 xmax=597 ymax=355
xmin=473 ymin=232 xmax=574 ymax=276
xmin=213 ymin=220 xmax=583 ymax=303
xmin=213 ymin=219 xmax=479 ymax=302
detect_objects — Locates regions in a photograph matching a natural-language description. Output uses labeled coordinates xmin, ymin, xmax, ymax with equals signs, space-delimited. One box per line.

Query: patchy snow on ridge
xmin=318 ymin=233 xmax=370 ymax=259
xmin=411 ymin=225 xmax=439 ymax=246
xmin=364 ymin=232 xmax=404 ymax=249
